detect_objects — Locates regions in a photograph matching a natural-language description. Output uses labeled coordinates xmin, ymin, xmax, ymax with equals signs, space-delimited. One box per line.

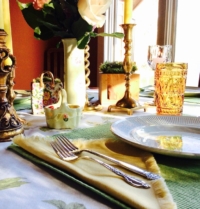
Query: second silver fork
xmin=55 ymin=135 xmax=160 ymax=180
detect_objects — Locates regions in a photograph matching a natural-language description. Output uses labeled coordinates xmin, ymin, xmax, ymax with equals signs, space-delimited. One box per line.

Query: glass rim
xmin=148 ymin=45 xmax=172 ymax=47
xmin=156 ymin=62 xmax=188 ymax=67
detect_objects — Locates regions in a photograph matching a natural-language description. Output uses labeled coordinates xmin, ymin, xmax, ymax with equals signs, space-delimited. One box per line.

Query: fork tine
xmin=57 ymin=135 xmax=78 ymax=151
xmin=57 ymin=136 xmax=74 ymax=152
xmin=52 ymin=141 xmax=70 ymax=157
xmin=51 ymin=142 xmax=65 ymax=160
xmin=51 ymin=142 xmax=69 ymax=158
xmin=51 ymin=141 xmax=78 ymax=161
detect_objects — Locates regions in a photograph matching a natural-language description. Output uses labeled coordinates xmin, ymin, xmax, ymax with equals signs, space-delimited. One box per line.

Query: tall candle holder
xmin=84 ymin=45 xmax=102 ymax=111
xmin=0 ymin=29 xmax=24 ymax=141
xmin=108 ymin=24 xmax=146 ymax=115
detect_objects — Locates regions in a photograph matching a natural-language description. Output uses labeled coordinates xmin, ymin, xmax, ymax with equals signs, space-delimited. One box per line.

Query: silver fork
xmin=55 ymin=135 xmax=160 ymax=180
xmin=50 ymin=140 xmax=151 ymax=189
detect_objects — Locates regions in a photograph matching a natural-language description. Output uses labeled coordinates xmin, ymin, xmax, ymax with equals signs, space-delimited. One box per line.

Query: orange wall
xmin=10 ymin=1 xmax=64 ymax=89
xmin=9 ymin=1 xmax=99 ymax=90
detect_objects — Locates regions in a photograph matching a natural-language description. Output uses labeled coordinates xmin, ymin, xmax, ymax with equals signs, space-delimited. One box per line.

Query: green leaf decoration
xmin=0 ymin=177 xmax=28 ymax=190
xmin=77 ymin=35 xmax=91 ymax=49
xmin=97 ymin=32 xmax=124 ymax=39
xmin=43 ymin=199 xmax=86 ymax=209
xmin=99 ymin=61 xmax=137 ymax=74
xmin=17 ymin=0 xmax=124 ymax=49
xmin=17 ymin=1 xmax=48 ymax=30
xmin=90 ymin=32 xmax=124 ymax=39
xmin=34 ymin=26 xmax=55 ymax=40
xmin=17 ymin=1 xmax=31 ymax=10
xmin=72 ymin=18 xmax=93 ymax=40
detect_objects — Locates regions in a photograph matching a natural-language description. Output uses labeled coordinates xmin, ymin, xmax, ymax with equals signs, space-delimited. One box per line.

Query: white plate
xmin=111 ymin=115 xmax=200 ymax=158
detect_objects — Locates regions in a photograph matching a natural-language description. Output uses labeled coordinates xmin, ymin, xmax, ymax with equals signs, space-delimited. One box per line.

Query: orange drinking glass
xmin=154 ymin=63 xmax=188 ymax=115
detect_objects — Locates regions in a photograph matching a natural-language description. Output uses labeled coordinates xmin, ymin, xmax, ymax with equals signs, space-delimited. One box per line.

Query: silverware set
xmin=50 ymin=135 xmax=161 ymax=189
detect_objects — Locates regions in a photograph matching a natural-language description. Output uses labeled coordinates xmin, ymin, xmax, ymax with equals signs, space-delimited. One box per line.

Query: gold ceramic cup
xmin=154 ymin=63 xmax=188 ymax=115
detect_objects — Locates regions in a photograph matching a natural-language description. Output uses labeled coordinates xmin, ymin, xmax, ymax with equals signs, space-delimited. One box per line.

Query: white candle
xmin=3 ymin=0 xmax=13 ymax=52
xmin=0 ymin=0 xmax=4 ymax=29
xmin=124 ymin=0 xmax=133 ymax=24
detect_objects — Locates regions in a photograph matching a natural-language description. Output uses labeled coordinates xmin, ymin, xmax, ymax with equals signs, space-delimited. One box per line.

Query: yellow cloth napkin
xmin=13 ymin=134 xmax=176 ymax=209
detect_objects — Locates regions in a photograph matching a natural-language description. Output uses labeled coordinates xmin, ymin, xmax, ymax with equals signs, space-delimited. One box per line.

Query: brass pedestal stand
xmin=108 ymin=24 xmax=146 ymax=115
xmin=0 ymin=29 xmax=24 ymax=141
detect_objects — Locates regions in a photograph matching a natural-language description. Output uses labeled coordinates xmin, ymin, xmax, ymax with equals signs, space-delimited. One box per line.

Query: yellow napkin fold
xmin=13 ymin=135 xmax=176 ymax=209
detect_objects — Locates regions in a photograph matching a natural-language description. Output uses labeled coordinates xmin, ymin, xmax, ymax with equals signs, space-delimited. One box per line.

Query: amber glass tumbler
xmin=154 ymin=63 xmax=188 ymax=115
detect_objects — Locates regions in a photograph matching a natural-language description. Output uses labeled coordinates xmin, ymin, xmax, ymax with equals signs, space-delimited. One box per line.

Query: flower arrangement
xmin=17 ymin=0 xmax=124 ymax=49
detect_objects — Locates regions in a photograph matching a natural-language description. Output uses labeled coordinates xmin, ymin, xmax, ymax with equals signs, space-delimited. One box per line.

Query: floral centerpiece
xmin=17 ymin=0 xmax=124 ymax=109
xmin=17 ymin=0 xmax=124 ymax=49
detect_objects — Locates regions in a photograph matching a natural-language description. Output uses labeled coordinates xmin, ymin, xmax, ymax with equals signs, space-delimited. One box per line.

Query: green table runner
xmin=155 ymin=154 xmax=200 ymax=209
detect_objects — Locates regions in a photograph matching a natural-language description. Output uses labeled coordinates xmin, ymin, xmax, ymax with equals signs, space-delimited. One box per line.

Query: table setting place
xmin=0 ymin=95 xmax=199 ymax=209
xmin=0 ymin=77 xmax=199 ymax=209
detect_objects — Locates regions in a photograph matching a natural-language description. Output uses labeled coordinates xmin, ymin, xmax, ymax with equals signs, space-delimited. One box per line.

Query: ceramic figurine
xmin=44 ymin=88 xmax=82 ymax=129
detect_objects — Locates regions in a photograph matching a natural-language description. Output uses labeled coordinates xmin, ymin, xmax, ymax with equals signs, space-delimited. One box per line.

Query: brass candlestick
xmin=108 ymin=24 xmax=146 ymax=115
xmin=0 ymin=29 xmax=24 ymax=141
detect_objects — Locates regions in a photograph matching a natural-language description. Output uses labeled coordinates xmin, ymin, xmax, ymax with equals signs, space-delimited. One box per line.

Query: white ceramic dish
xmin=111 ymin=115 xmax=200 ymax=158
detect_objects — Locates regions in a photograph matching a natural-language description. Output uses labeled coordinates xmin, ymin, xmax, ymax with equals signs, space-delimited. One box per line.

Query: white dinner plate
xmin=111 ymin=115 xmax=200 ymax=158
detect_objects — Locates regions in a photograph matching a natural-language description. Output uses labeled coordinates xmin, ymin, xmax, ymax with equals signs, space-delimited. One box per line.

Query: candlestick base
xmin=108 ymin=88 xmax=147 ymax=115
xmin=108 ymin=102 xmax=147 ymax=115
